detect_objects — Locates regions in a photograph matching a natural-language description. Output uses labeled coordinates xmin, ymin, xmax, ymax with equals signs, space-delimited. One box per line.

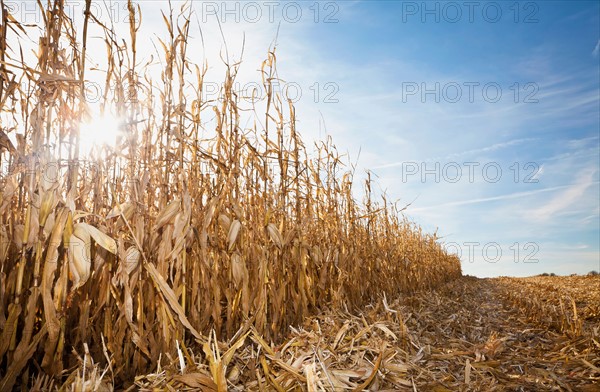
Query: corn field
xmin=0 ymin=1 xmax=461 ymax=388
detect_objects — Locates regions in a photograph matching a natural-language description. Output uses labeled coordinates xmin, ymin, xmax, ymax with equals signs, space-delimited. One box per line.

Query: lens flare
xmin=78 ymin=109 xmax=123 ymax=156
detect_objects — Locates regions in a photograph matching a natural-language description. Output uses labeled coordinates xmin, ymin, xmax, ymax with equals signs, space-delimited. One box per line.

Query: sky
xmin=6 ymin=0 xmax=600 ymax=277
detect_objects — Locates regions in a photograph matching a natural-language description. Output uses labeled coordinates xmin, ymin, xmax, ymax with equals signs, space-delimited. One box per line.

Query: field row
xmin=111 ymin=276 xmax=599 ymax=391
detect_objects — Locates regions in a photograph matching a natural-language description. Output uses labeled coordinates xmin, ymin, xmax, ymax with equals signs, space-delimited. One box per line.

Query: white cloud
xmin=529 ymin=168 xmax=598 ymax=221
xmin=374 ymin=138 xmax=537 ymax=169
xmin=593 ymin=39 xmax=600 ymax=57
xmin=531 ymin=164 xmax=544 ymax=181
xmin=409 ymin=183 xmax=580 ymax=212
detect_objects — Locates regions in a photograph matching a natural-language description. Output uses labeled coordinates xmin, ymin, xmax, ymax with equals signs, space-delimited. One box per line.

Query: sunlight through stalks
xmin=0 ymin=1 xmax=461 ymax=389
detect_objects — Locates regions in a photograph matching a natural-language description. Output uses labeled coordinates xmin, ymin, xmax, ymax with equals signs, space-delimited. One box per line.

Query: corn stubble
xmin=0 ymin=1 xmax=460 ymax=389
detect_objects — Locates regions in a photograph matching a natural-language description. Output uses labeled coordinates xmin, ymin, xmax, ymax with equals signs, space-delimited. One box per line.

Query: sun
xmin=78 ymin=108 xmax=123 ymax=157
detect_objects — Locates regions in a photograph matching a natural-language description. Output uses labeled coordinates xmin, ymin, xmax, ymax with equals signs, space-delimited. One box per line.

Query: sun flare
xmin=78 ymin=109 xmax=123 ymax=156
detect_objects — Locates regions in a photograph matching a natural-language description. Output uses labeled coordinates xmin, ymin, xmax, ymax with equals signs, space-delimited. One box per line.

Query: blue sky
xmin=8 ymin=0 xmax=599 ymax=276
xmin=302 ymin=1 xmax=600 ymax=277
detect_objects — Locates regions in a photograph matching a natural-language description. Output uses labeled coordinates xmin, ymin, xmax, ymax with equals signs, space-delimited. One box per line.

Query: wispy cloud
xmin=531 ymin=164 xmax=544 ymax=181
xmin=428 ymin=138 xmax=538 ymax=161
xmin=529 ymin=169 xmax=598 ymax=221
xmin=593 ymin=39 xmax=600 ymax=57
xmin=409 ymin=184 xmax=582 ymax=212
xmin=373 ymin=138 xmax=536 ymax=169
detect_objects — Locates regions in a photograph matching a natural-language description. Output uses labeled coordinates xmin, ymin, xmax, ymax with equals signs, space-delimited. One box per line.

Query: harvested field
xmin=131 ymin=275 xmax=599 ymax=391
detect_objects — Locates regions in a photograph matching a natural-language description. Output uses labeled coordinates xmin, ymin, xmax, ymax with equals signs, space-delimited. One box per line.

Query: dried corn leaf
xmin=172 ymin=373 xmax=217 ymax=390
xmin=106 ymin=201 xmax=134 ymax=220
xmin=155 ymin=199 xmax=180 ymax=229
xmin=68 ymin=233 xmax=90 ymax=289
xmin=76 ymin=223 xmax=117 ymax=254
xmin=125 ymin=246 xmax=141 ymax=275
xmin=227 ymin=220 xmax=242 ymax=252
xmin=218 ymin=214 xmax=231 ymax=232
xmin=266 ymin=223 xmax=283 ymax=249
xmin=145 ymin=262 xmax=206 ymax=343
